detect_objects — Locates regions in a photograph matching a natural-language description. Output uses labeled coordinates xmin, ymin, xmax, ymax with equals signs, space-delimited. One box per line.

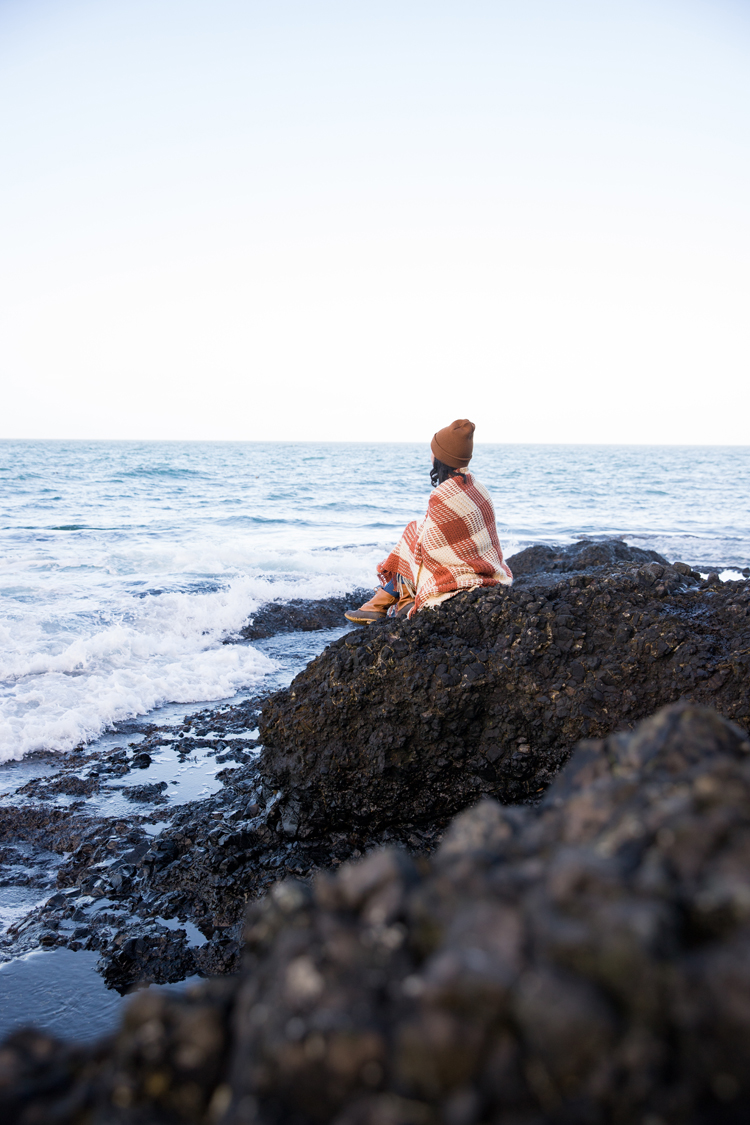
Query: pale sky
xmin=1 ymin=0 xmax=748 ymax=443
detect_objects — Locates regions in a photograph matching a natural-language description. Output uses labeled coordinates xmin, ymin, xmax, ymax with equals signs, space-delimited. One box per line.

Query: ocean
xmin=1 ymin=440 xmax=749 ymax=764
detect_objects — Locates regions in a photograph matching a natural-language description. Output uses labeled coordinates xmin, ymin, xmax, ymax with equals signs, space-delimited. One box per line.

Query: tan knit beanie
xmin=431 ymin=419 xmax=475 ymax=469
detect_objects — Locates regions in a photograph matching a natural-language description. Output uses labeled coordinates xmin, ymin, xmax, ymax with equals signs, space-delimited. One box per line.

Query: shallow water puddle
xmin=0 ymin=947 xmax=202 ymax=1042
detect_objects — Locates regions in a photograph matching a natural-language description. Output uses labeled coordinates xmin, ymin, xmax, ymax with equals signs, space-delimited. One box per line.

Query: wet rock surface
xmin=0 ymin=703 xmax=439 ymax=995
xmin=121 ymin=781 xmax=170 ymax=804
xmin=260 ymin=547 xmax=749 ymax=835
xmin=238 ymin=593 xmax=370 ymax=641
xmin=3 ymin=702 xmax=750 ymax=1124
xmin=0 ymin=703 xmax=273 ymax=988
xmin=506 ymin=537 xmax=673 ymax=584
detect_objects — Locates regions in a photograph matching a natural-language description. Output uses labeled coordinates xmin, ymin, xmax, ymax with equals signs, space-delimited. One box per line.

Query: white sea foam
xmin=0 ymin=536 xmax=390 ymax=761
xmin=0 ymin=528 xmax=394 ymax=761
xmin=0 ymin=580 xmax=282 ymax=761
xmin=716 ymin=570 xmax=745 ymax=583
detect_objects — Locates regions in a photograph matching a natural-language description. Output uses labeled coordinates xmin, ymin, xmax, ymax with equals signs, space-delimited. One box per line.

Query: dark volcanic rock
xmin=238 ymin=592 xmax=370 ymax=641
xmin=95 ymin=770 xmax=444 ymax=993
xmin=4 ymin=703 xmax=750 ymax=1124
xmin=101 ymin=925 xmax=198 ymax=989
xmin=16 ymin=774 xmax=101 ymax=799
xmin=259 ymin=565 xmax=750 ymax=834
xmin=220 ymin=705 xmax=750 ymax=1125
xmin=506 ymin=537 xmax=671 ymax=578
xmin=121 ymin=781 xmax=169 ymax=804
xmin=0 ymin=702 xmax=273 ymax=979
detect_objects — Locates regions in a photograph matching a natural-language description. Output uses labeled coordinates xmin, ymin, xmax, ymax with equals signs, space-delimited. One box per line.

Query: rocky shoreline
xmin=1 ymin=540 xmax=749 ymax=1121
xmin=3 ymin=699 xmax=750 ymax=1123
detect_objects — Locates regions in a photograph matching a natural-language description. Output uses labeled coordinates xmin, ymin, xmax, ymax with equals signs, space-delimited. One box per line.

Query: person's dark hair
xmin=430 ymin=458 xmax=468 ymax=488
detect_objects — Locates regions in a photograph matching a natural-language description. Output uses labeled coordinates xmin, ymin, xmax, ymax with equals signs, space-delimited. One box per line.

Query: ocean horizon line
xmin=2 ymin=438 xmax=749 ymax=449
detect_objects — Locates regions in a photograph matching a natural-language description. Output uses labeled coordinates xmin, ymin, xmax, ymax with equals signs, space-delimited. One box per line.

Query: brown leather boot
xmin=344 ymin=587 xmax=397 ymax=624
xmin=395 ymin=593 xmax=415 ymax=617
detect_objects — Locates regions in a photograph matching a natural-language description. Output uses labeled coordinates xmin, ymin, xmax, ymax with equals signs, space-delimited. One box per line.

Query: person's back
xmin=345 ymin=419 xmax=512 ymax=624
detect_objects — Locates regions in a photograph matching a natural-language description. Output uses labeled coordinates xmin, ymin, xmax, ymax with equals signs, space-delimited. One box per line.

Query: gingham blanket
xmin=377 ymin=472 xmax=513 ymax=616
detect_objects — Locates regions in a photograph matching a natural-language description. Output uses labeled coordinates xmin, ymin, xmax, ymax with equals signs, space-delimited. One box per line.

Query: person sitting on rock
xmin=345 ymin=419 xmax=513 ymax=624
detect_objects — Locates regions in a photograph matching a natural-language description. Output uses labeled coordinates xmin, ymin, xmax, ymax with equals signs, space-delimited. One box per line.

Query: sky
xmin=0 ymin=0 xmax=748 ymax=444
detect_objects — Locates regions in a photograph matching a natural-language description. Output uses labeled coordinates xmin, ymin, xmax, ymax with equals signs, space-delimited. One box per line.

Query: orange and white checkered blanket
xmin=377 ymin=472 xmax=513 ymax=616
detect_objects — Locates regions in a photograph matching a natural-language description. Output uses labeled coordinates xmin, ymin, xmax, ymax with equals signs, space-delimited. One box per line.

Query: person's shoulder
xmin=465 ymin=471 xmax=487 ymax=492
xmin=466 ymin=474 xmax=495 ymax=505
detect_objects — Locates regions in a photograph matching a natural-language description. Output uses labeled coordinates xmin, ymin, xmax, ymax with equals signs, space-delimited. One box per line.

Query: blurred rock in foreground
xmin=3 ymin=701 xmax=750 ymax=1124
